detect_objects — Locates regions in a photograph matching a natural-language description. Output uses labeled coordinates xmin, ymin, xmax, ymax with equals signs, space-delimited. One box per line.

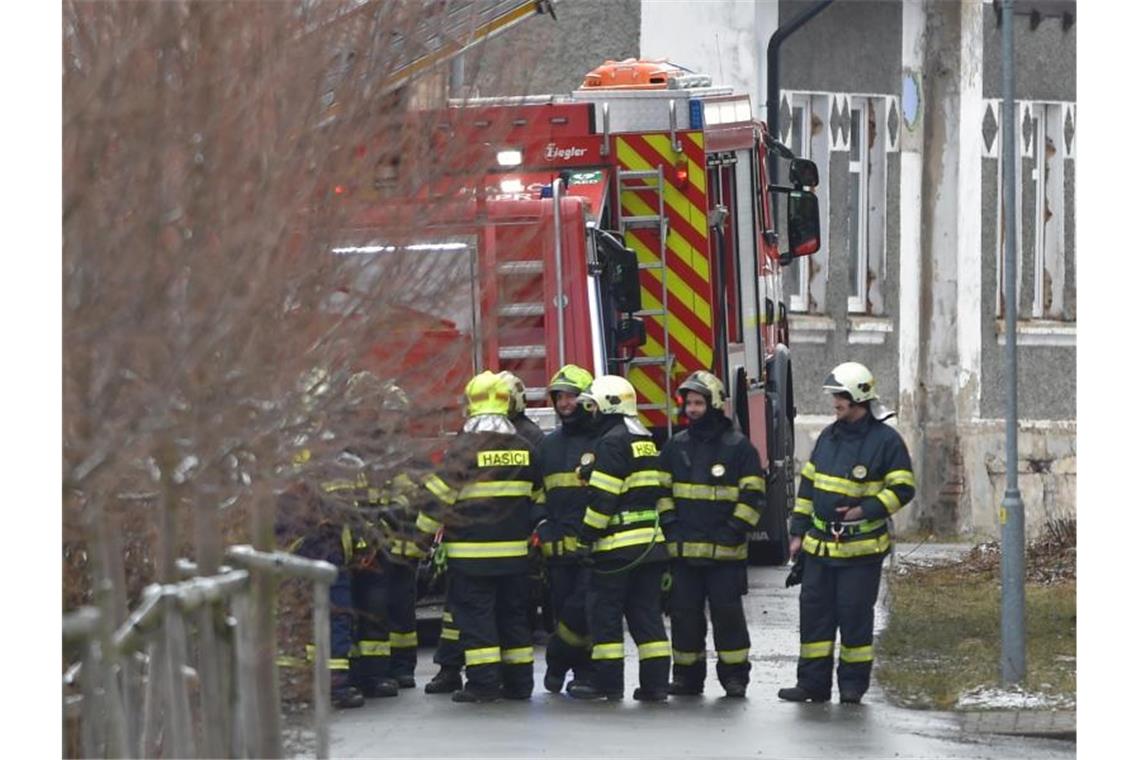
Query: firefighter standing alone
xmin=415 ymin=371 xmax=546 ymax=703
xmin=778 ymin=362 xmax=915 ymax=704
xmin=658 ymin=371 xmax=765 ymax=698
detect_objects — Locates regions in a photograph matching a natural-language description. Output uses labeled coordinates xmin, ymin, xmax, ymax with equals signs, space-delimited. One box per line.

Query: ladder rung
xmin=523 ymin=387 xmax=547 ymax=401
xmin=638 ymin=262 xmax=664 ymax=270
xmin=618 ymin=169 xmax=661 ymax=181
xmin=499 ymin=302 xmax=544 ymax=317
xmin=498 ymin=261 xmax=543 ymax=275
xmin=635 ymin=309 xmax=666 ymax=317
xmin=499 ymin=345 xmax=546 ymax=359
xmin=637 ymin=403 xmax=668 ymax=411
xmin=628 ymin=355 xmax=672 ymax=366
xmin=621 ymin=215 xmax=662 ymax=226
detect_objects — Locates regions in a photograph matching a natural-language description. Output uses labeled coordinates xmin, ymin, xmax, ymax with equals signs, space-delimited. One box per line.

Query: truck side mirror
xmin=774 ymin=188 xmax=821 ymax=264
xmin=789 ymin=158 xmax=819 ymax=189
xmin=615 ymin=317 xmax=647 ymax=350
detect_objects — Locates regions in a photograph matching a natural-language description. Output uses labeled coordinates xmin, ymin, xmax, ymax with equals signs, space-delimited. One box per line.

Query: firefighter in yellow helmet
xmin=658 ymin=370 xmax=765 ymax=698
xmin=498 ymin=370 xmax=545 ymax=450
xmin=534 ymin=364 xmax=597 ymax=693
xmin=778 ymin=362 xmax=915 ymax=704
xmin=414 ymin=371 xmax=546 ymax=702
xmin=565 ymin=375 xmax=672 ymax=702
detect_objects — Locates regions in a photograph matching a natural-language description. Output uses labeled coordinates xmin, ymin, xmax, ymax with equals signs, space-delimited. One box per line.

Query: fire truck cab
xmin=335 ymin=59 xmax=821 ymax=563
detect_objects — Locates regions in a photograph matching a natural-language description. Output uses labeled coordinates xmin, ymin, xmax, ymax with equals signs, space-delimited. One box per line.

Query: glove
xmin=785 ymin=553 xmax=805 ymax=588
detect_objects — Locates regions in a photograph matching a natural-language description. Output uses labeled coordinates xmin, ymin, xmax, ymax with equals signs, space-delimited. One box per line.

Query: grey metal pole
xmin=1000 ymin=0 xmax=1026 ymax=685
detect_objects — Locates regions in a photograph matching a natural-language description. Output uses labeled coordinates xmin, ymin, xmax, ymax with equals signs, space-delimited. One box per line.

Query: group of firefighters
xmin=278 ymin=358 xmax=914 ymax=708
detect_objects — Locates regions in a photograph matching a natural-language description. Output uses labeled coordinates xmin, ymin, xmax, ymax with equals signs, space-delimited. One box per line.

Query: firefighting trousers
xmin=385 ymin=562 xmax=419 ymax=678
xmin=668 ymin=561 xmax=751 ymax=687
xmin=544 ymin=563 xmax=594 ymax=680
xmin=351 ymin=566 xmax=391 ymax=685
xmin=448 ymin=571 xmax=534 ymax=695
xmin=434 ymin=603 xmax=464 ymax=669
xmin=586 ymin=561 xmax=671 ymax=695
xmin=796 ymin=555 xmax=883 ymax=697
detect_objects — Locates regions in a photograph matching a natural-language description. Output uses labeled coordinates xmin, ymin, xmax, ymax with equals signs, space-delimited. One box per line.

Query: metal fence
xmin=63 ymin=545 xmax=337 ymax=759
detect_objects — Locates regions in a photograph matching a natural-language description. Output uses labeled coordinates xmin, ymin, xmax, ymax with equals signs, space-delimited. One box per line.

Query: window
xmin=995 ymin=101 xmax=1073 ymax=322
xmin=846 ymin=97 xmax=887 ymax=315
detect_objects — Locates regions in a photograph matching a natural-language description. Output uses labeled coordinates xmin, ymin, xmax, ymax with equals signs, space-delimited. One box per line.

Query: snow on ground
xmin=955 ymin=684 xmax=1076 ymax=711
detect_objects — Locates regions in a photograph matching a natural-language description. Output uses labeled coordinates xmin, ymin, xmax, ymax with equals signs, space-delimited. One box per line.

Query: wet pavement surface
xmin=328 ymin=562 xmax=1075 ymax=759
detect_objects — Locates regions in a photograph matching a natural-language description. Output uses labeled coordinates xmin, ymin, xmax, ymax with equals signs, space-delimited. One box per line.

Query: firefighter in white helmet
xmin=778 ymin=362 xmax=915 ymax=704
xmin=565 ymin=375 xmax=672 ymax=702
xmin=658 ymin=370 xmax=765 ymax=698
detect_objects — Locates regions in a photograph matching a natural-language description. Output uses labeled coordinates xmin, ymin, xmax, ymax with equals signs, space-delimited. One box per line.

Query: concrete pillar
xmin=896 ymin=0 xmax=926 ymax=533
xmin=956 ymin=1 xmax=984 ymax=422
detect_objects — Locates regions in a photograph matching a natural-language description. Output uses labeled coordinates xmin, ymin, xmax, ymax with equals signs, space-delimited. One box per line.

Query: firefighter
xmin=415 ymin=371 xmax=546 ymax=703
xmin=534 ymin=364 xmax=596 ymax=693
xmin=499 ymin=370 xmax=545 ymax=450
xmin=658 ymin=371 xmax=765 ymax=698
xmin=565 ymin=375 xmax=672 ymax=702
xmin=777 ymin=362 xmax=915 ymax=705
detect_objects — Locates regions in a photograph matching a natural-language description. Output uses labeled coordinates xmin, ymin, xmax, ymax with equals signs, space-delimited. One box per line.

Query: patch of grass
xmin=876 ymin=568 xmax=1075 ymax=710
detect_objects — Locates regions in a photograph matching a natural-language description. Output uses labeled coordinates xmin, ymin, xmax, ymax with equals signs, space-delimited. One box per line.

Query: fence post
xmin=312 ymin=580 xmax=332 ymax=759
xmin=161 ymin=592 xmax=197 ymax=758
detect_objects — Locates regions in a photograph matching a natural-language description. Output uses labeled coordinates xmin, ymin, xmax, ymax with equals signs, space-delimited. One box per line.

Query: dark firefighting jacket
xmin=512 ymin=412 xmax=546 ymax=452
xmin=415 ymin=423 xmax=545 ymax=576
xmin=657 ymin=413 xmax=766 ymax=563
xmin=537 ymin=416 xmax=594 ymax=562
xmin=790 ymin=413 xmax=915 ymax=563
xmin=577 ymin=415 xmax=669 ymax=564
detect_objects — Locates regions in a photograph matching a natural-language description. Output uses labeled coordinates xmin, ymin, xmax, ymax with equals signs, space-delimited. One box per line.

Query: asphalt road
xmin=327 ymin=560 xmax=1075 ymax=760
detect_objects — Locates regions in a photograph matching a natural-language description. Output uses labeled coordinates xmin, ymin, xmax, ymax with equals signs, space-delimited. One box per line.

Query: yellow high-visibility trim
xmin=611 ymin=509 xmax=658 ymax=526
xmin=657 ymin=497 xmax=675 ymax=514
xmin=441 ymin=627 xmax=460 ymax=641
xmin=739 ymin=475 xmax=766 ymax=492
xmin=502 ymin=646 xmax=535 ymax=665
xmin=637 ymin=640 xmax=671 ymax=660
xmin=591 ymin=642 xmax=625 ymax=661
xmin=477 ymin=450 xmax=530 ymax=467
xmin=884 ymin=469 xmax=916 ymax=487
xmin=802 ymin=532 xmax=892 ymax=558
xmin=276 ymin=655 xmax=308 ymax=669
xmin=674 ymin=483 xmax=740 ymax=501
xmin=532 ymin=488 xmax=546 ymax=504
xmin=557 ymin=622 xmax=589 ymax=648
xmin=465 ymin=647 xmax=502 ymax=666
xmin=657 ymin=470 xmax=673 ymax=488
xmin=801 ymin=462 xmax=816 ymax=480
xmin=732 ymin=502 xmax=761 ymax=526
xmin=358 ymin=639 xmax=391 ymax=657
xmin=811 ymin=514 xmax=887 ymax=535
xmin=877 ymin=488 xmax=903 ymax=514
xmin=457 ymin=480 xmax=533 ymax=501
xmin=416 ymin=512 xmax=442 ymax=534
xmin=443 ymin=540 xmax=529 ymax=559
xmin=584 ymin=507 xmax=610 ymax=530
xmin=545 ymin=472 xmax=583 ymax=489
xmin=811 ymin=472 xmax=885 ymax=498
xmin=390 ymin=631 xmax=418 ymax=648
xmin=592 ymin=526 xmax=664 ymax=553
xmin=589 ymin=470 xmax=625 ymax=495
xmin=670 ymin=541 xmax=747 ymax=561
xmin=442 ymin=610 xmax=453 ymax=623
xmin=329 ymin=658 xmax=351 ymax=671
xmin=390 ymin=540 xmax=425 ymax=559
xmin=623 ymin=471 xmax=664 ymax=491
xmin=800 ymin=640 xmax=834 ymax=660
xmin=794 ymin=498 xmax=814 ymax=516
xmin=718 ymin=648 xmax=749 ymax=665
xmin=425 ymin=475 xmax=458 ymax=505
xmin=840 ymin=644 xmax=874 ymax=663
xmin=671 ymin=649 xmax=704 ymax=665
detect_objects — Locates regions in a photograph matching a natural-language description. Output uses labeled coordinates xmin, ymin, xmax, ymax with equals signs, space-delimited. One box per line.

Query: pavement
xmin=321 ymin=551 xmax=1075 ymax=759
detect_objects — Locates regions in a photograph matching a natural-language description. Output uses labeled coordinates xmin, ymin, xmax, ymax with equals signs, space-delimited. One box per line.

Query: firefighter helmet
xmin=822 ymin=362 xmax=894 ymax=421
xmin=548 ymin=364 xmax=594 ymax=397
xmin=497 ymin=370 xmax=527 ymax=415
xmin=580 ymin=375 xmax=638 ymax=417
xmin=465 ymin=370 xmax=511 ymax=416
xmin=677 ymin=370 xmax=727 ymax=411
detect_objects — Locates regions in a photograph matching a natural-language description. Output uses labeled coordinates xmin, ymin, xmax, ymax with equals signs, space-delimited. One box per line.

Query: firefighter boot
xmin=566 ymin=680 xmax=622 ymax=701
xmin=360 ymin=677 xmax=399 ymax=699
xmin=394 ymin=674 xmax=416 ymax=689
xmin=451 ymin=685 xmax=501 ymax=703
xmin=331 ymin=672 xmax=365 ymax=709
xmin=668 ymin=680 xmax=704 ymax=696
xmin=424 ymin=666 xmax=463 ymax=695
xmin=632 ymin=687 xmax=669 ymax=702
xmin=722 ymin=680 xmax=748 ymax=699
xmin=777 ymin=685 xmax=830 ymax=703
xmin=839 ymin=690 xmax=863 ymax=704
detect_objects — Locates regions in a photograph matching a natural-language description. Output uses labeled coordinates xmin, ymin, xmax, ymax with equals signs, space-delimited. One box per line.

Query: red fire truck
xmin=330 ymin=59 xmax=821 ymax=564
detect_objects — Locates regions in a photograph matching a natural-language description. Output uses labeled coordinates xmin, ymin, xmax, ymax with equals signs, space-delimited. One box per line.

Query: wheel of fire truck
xmin=749 ymin=344 xmax=795 ymax=566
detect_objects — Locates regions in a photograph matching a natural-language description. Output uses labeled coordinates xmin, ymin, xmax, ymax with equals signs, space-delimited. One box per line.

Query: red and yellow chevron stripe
xmin=616 ymin=131 xmax=713 ymax=429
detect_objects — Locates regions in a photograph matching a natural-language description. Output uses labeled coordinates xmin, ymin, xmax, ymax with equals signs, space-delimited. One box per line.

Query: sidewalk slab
xmin=960 ymin=710 xmax=1076 ymax=740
